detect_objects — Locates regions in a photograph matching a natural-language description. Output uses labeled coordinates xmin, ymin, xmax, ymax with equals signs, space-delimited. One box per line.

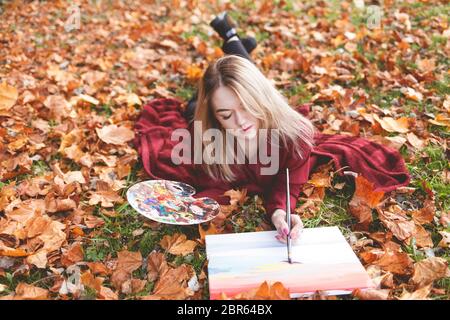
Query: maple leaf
xmin=143 ymin=264 xmax=196 ymax=300
xmin=160 ymin=233 xmax=197 ymax=256
xmin=348 ymin=175 xmax=385 ymax=230
xmin=111 ymin=250 xmax=142 ymax=290
xmin=410 ymin=257 xmax=450 ymax=288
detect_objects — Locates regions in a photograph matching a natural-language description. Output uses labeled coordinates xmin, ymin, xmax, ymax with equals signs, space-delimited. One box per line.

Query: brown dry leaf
xmin=398 ymin=284 xmax=432 ymax=300
xmin=411 ymin=257 xmax=450 ymax=287
xmin=428 ymin=114 xmax=450 ymax=127
xmin=111 ymin=250 xmax=142 ymax=291
xmin=61 ymin=242 xmax=84 ymax=267
xmin=96 ymin=124 xmax=135 ymax=145
xmin=374 ymin=249 xmax=414 ymax=275
xmin=411 ymin=199 xmax=435 ymax=225
xmin=87 ymin=262 xmax=110 ymax=276
xmin=160 ymin=233 xmax=197 ymax=256
xmin=405 ymin=224 xmax=433 ymax=248
xmin=348 ymin=176 xmax=385 ymax=230
xmin=144 ymin=264 xmax=195 ymax=300
xmin=88 ymin=190 xmax=124 ymax=207
xmin=43 ymin=95 xmax=72 ymax=121
xmin=373 ymin=114 xmax=410 ymax=133
xmin=0 ymin=82 xmax=18 ymax=111
xmin=121 ymin=278 xmax=147 ymax=295
xmin=98 ymin=286 xmax=119 ymax=300
xmin=115 ymin=250 xmax=142 ymax=274
xmin=147 ymin=251 xmax=169 ymax=282
xmin=401 ymin=87 xmax=423 ymax=102
xmin=353 ymin=288 xmax=390 ymax=300
xmin=15 ymin=283 xmax=49 ymax=300
xmin=81 ymin=271 xmax=103 ymax=293
xmin=377 ymin=206 xmax=415 ymax=241
xmin=406 ymin=132 xmax=425 ymax=150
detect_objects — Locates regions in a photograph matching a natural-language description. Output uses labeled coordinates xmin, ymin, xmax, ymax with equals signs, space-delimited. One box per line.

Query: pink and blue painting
xmin=205 ymin=226 xmax=374 ymax=299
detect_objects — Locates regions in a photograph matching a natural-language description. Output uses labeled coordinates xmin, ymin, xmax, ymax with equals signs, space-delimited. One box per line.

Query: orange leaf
xmin=0 ymin=248 xmax=29 ymax=257
xmin=0 ymin=82 xmax=18 ymax=111
xmin=160 ymin=233 xmax=197 ymax=256
xmin=411 ymin=257 xmax=450 ymax=287
xmin=198 ymin=222 xmax=219 ymax=243
xmin=15 ymin=283 xmax=48 ymax=300
xmin=353 ymin=288 xmax=390 ymax=300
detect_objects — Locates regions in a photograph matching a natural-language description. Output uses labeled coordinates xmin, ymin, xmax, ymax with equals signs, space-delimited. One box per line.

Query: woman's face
xmin=211 ymin=86 xmax=259 ymax=139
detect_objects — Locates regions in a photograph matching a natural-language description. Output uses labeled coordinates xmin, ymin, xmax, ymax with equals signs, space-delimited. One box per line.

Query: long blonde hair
xmin=194 ymin=55 xmax=316 ymax=182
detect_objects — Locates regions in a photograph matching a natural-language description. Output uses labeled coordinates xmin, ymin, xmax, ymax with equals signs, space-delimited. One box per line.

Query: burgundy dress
xmin=133 ymin=98 xmax=411 ymax=220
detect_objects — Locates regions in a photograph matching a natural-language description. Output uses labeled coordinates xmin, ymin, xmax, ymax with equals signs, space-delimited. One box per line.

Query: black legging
xmin=185 ymin=38 xmax=253 ymax=122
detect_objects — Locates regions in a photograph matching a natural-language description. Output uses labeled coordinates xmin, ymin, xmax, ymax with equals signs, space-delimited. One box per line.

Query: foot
xmin=210 ymin=11 xmax=238 ymax=42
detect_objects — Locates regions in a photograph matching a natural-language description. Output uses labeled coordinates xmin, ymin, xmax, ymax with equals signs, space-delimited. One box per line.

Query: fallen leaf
xmin=0 ymin=82 xmax=18 ymax=111
xmin=147 ymin=251 xmax=169 ymax=282
xmin=61 ymin=242 xmax=84 ymax=267
xmin=398 ymin=284 xmax=432 ymax=300
xmin=353 ymin=288 xmax=390 ymax=300
xmin=96 ymin=125 xmax=135 ymax=145
xmin=160 ymin=233 xmax=197 ymax=256
xmin=377 ymin=206 xmax=415 ymax=241
xmin=411 ymin=257 xmax=450 ymax=287
xmin=15 ymin=283 xmax=48 ymax=300
xmin=348 ymin=176 xmax=385 ymax=230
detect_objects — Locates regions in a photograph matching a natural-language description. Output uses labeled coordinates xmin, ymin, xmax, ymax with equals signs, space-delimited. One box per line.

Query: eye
xmin=222 ymin=114 xmax=232 ymax=120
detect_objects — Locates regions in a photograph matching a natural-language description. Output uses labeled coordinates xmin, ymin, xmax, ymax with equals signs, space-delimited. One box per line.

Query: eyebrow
xmin=216 ymin=108 xmax=231 ymax=113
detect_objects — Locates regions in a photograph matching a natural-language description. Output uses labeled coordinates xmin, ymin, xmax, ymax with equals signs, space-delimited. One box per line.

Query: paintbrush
xmin=286 ymin=168 xmax=292 ymax=264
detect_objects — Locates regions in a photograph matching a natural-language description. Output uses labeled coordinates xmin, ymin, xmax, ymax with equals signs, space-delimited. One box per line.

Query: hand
xmin=271 ymin=209 xmax=304 ymax=244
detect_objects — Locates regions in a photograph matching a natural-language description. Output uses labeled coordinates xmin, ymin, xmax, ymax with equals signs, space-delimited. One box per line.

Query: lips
xmin=242 ymin=125 xmax=253 ymax=132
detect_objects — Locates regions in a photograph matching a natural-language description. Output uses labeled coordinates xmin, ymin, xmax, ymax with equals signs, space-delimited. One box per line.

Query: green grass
xmin=406 ymin=145 xmax=450 ymax=212
xmin=300 ymin=176 xmax=356 ymax=238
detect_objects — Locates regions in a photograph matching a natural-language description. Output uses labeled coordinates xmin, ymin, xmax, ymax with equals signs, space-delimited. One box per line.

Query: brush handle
xmin=286 ymin=168 xmax=292 ymax=263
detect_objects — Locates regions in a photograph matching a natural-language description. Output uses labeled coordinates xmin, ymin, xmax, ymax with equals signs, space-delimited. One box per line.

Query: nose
xmin=235 ymin=110 xmax=247 ymax=127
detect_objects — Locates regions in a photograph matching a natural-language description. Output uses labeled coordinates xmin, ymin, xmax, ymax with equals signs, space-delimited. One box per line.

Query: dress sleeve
xmin=264 ymin=142 xmax=312 ymax=221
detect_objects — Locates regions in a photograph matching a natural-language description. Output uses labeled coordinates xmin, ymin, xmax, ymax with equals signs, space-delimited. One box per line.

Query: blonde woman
xmin=134 ymin=12 xmax=411 ymax=244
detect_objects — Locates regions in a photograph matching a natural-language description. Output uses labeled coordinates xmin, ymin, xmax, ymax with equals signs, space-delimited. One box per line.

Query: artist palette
xmin=126 ymin=180 xmax=220 ymax=225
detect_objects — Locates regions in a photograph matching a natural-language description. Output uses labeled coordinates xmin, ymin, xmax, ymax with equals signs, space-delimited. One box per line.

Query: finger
xmin=290 ymin=224 xmax=304 ymax=239
xmin=275 ymin=221 xmax=289 ymax=237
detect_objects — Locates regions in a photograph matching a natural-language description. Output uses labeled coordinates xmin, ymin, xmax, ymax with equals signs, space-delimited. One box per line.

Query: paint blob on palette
xmin=127 ymin=180 xmax=220 ymax=225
